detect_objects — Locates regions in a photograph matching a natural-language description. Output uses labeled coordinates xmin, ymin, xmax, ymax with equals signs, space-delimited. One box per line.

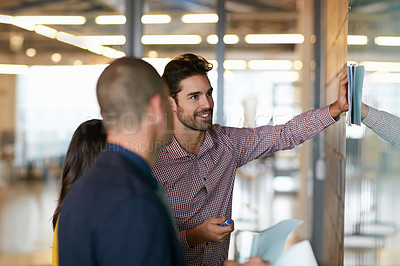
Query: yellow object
xmin=52 ymin=218 xmax=59 ymax=266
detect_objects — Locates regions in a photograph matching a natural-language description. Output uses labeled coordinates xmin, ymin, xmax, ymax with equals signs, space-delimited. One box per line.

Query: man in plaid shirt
xmin=152 ymin=53 xmax=349 ymax=265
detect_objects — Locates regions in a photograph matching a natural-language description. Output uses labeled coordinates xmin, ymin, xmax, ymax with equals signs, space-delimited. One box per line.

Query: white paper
xmin=250 ymin=219 xmax=303 ymax=263
xmin=273 ymin=240 xmax=318 ymax=266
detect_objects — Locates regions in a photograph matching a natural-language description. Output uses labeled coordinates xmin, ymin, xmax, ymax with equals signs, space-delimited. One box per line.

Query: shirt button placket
xmin=203 ymin=242 xmax=212 ymax=265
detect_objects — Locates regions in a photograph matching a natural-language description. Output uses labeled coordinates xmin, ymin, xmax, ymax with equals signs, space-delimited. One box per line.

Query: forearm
xmin=363 ymin=106 xmax=400 ymax=147
xmin=185 ymin=226 xmax=205 ymax=247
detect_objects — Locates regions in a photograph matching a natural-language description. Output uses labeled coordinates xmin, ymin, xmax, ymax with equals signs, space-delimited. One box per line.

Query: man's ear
xmin=168 ymin=96 xmax=177 ymax=112
xmin=148 ymin=94 xmax=163 ymax=124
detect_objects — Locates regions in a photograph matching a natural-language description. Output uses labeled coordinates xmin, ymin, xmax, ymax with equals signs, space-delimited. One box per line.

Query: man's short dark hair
xmin=162 ymin=53 xmax=213 ymax=100
xmin=96 ymin=57 xmax=164 ymax=132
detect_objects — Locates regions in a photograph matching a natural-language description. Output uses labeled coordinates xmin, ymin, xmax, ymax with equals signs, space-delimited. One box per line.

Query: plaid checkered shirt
xmin=362 ymin=105 xmax=400 ymax=147
xmin=152 ymin=105 xmax=337 ymax=265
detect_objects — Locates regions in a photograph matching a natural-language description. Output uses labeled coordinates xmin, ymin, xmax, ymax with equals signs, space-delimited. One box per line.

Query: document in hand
xmin=247 ymin=219 xmax=317 ymax=265
xmin=347 ymin=64 xmax=365 ymax=126
xmin=274 ymin=240 xmax=318 ymax=266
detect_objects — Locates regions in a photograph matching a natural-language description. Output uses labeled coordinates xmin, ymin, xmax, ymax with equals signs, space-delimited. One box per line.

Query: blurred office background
xmin=0 ymin=0 xmax=399 ymax=265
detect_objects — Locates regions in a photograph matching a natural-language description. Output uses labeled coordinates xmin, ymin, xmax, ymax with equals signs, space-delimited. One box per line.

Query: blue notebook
xmin=347 ymin=64 xmax=365 ymax=126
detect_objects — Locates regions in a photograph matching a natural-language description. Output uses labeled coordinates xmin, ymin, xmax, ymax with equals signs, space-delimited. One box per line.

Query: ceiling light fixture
xmin=181 ymin=13 xmax=218 ymax=23
xmin=26 ymin=48 xmax=37 ymax=57
xmin=245 ymin=34 xmax=304 ymax=44
xmin=15 ymin=16 xmax=86 ymax=25
xmin=57 ymin=32 xmax=87 ymax=49
xmin=35 ymin=25 xmax=58 ymax=39
xmin=207 ymin=35 xmax=218 ymax=44
xmin=223 ymin=34 xmax=239 ymax=44
xmin=141 ymin=35 xmax=202 ymax=45
xmin=347 ymin=35 xmax=368 ymax=45
xmin=0 ymin=14 xmax=13 ymax=24
xmin=248 ymin=60 xmax=293 ymax=70
xmin=77 ymin=35 xmax=126 ymax=45
xmin=95 ymin=15 xmax=126 ymax=25
xmin=360 ymin=61 xmax=400 ymax=72
xmin=368 ymin=72 xmax=400 ymax=83
xmin=141 ymin=14 xmax=171 ymax=24
xmin=375 ymin=36 xmax=400 ymax=46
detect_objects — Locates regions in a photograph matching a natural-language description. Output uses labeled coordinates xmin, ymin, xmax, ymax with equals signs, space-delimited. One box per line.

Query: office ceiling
xmin=0 ymin=0 xmax=300 ymax=64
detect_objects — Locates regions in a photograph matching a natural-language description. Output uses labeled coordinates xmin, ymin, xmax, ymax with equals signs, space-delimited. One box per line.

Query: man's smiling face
xmin=173 ymin=74 xmax=214 ymax=132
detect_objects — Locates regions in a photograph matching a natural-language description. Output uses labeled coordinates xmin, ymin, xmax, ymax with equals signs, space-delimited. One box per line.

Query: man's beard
xmin=177 ymin=105 xmax=213 ymax=132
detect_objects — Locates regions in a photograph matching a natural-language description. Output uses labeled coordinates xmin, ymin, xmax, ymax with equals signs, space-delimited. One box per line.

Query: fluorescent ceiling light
xmin=223 ymin=34 xmax=239 ymax=44
xmin=248 ymin=60 xmax=293 ymax=70
xmin=0 ymin=14 xmax=13 ymax=24
xmin=368 ymin=72 xmax=400 ymax=83
xmin=245 ymin=34 xmax=304 ymax=44
xmin=209 ymin=60 xmax=218 ymax=68
xmin=12 ymin=20 xmax=35 ymax=31
xmin=0 ymin=64 xmax=29 ymax=74
xmin=95 ymin=15 xmax=126 ymax=25
xmin=101 ymin=47 xmax=125 ymax=58
xmin=207 ymin=35 xmax=218 ymax=44
xmin=360 ymin=61 xmax=400 ymax=72
xmin=87 ymin=44 xmax=125 ymax=58
xmin=141 ymin=15 xmax=171 ymax=24
xmin=141 ymin=35 xmax=202 ymax=45
xmin=375 ymin=36 xmax=400 ymax=46
xmin=96 ymin=14 xmax=171 ymax=25
xmin=348 ymin=35 xmax=368 ymax=45
xmin=207 ymin=34 xmax=239 ymax=44
xmin=77 ymin=35 xmax=126 ymax=45
xmin=57 ymin=32 xmax=87 ymax=49
xmin=88 ymin=45 xmax=107 ymax=55
xmin=35 ymin=25 xmax=58 ymax=39
xmin=293 ymin=60 xmax=303 ymax=70
xmin=181 ymin=14 xmax=218 ymax=23
xmin=223 ymin=60 xmax=247 ymax=70
xmin=15 ymin=16 xmax=86 ymax=25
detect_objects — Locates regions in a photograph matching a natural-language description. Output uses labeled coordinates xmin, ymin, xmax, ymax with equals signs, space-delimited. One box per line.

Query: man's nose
xmin=200 ymin=95 xmax=211 ymax=109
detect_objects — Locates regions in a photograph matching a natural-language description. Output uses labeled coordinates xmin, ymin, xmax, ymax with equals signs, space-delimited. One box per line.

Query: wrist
xmin=186 ymin=226 xmax=204 ymax=247
xmin=361 ymin=104 xmax=369 ymax=120
xmin=329 ymin=101 xmax=341 ymax=119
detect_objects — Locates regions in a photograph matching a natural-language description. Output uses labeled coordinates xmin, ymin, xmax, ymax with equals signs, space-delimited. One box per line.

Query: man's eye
xmin=190 ymin=95 xmax=197 ymax=100
xmin=207 ymin=92 xmax=212 ymax=96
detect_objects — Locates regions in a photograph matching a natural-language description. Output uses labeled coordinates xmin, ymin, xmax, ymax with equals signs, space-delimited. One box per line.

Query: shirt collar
xmin=106 ymin=143 xmax=157 ymax=188
xmin=165 ymin=130 xmax=214 ymax=160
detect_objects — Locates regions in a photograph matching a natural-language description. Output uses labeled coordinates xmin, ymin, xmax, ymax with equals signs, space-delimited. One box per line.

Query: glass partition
xmin=345 ymin=0 xmax=400 ymax=265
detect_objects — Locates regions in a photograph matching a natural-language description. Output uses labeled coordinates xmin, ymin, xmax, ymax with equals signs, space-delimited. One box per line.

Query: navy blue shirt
xmin=58 ymin=143 xmax=184 ymax=266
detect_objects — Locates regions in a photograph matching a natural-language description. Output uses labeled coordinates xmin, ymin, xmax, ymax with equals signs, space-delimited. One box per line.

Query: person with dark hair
xmin=152 ymin=53 xmax=349 ymax=265
xmin=52 ymin=119 xmax=106 ymax=266
xmin=57 ymin=57 xmax=184 ymax=265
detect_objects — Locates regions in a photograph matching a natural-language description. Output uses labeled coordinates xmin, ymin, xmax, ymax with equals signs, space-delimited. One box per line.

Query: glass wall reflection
xmin=345 ymin=0 xmax=400 ymax=265
xmin=1 ymin=0 xmax=309 ymax=264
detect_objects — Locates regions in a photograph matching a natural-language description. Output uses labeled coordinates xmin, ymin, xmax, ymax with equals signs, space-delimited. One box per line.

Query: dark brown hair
xmin=52 ymin=119 xmax=106 ymax=229
xmin=162 ymin=53 xmax=213 ymax=100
